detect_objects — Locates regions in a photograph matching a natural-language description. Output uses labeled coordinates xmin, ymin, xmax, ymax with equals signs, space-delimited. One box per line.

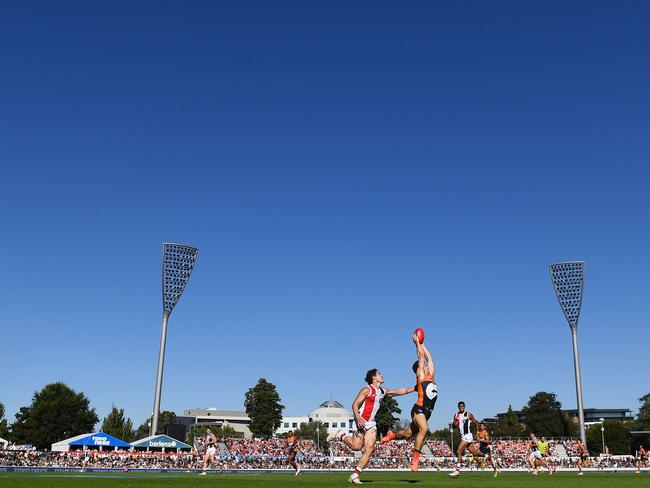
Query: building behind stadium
xmin=487 ymin=407 xmax=633 ymax=427
xmin=177 ymin=400 xmax=355 ymax=439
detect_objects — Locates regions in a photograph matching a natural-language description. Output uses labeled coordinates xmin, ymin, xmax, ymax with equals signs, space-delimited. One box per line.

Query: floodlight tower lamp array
xmin=151 ymin=243 xmax=198 ymax=436
xmin=549 ymin=261 xmax=587 ymax=447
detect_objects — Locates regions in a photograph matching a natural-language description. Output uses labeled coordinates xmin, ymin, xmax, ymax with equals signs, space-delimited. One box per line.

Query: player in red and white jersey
xmin=329 ymin=368 xmax=415 ymax=484
xmin=357 ymin=383 xmax=384 ymax=430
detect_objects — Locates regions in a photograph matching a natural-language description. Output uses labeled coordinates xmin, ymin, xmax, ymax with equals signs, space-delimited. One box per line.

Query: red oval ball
xmin=414 ymin=327 xmax=425 ymax=344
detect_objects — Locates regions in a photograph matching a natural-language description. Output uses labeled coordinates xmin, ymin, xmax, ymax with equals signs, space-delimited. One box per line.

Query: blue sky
xmin=1 ymin=1 xmax=649 ymax=431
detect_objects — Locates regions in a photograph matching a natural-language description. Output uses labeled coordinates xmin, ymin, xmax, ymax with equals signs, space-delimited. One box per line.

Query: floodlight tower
xmin=151 ymin=243 xmax=198 ymax=436
xmin=549 ymin=261 xmax=587 ymax=446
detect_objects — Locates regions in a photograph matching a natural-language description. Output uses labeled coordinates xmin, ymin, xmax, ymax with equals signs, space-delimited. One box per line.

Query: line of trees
xmin=0 ymin=403 xmax=9 ymax=439
xmin=3 ymin=381 xmax=648 ymax=455
xmin=0 ymin=383 xmax=179 ymax=449
xmin=3 ymin=383 xmax=99 ymax=450
xmin=428 ymin=391 xmax=650 ymax=456
xmin=100 ymin=407 xmax=178 ymax=442
xmin=0 ymin=378 xmax=292 ymax=450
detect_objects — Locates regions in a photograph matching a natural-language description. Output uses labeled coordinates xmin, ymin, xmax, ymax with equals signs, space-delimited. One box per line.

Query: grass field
xmin=0 ymin=472 xmax=646 ymax=488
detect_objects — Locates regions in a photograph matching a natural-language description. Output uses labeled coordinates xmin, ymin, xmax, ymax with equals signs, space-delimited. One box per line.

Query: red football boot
xmin=410 ymin=450 xmax=421 ymax=472
xmin=380 ymin=430 xmax=396 ymax=445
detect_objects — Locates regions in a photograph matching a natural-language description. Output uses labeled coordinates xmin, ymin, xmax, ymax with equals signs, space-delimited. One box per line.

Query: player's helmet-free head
xmin=412 ymin=361 xmax=419 ymax=374
xmin=458 ymin=401 xmax=465 ymax=411
xmin=365 ymin=368 xmax=380 ymax=384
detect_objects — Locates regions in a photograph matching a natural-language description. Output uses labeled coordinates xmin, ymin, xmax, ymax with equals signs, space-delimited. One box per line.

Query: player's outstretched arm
xmin=413 ymin=333 xmax=426 ymax=379
xmin=385 ymin=386 xmax=415 ymax=397
xmin=420 ymin=342 xmax=435 ymax=378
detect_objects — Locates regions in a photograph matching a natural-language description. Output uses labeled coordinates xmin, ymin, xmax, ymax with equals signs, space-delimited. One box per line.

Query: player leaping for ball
xmin=329 ymin=368 xmax=415 ymax=484
xmin=380 ymin=331 xmax=437 ymax=472
xmin=449 ymin=401 xmax=487 ymax=477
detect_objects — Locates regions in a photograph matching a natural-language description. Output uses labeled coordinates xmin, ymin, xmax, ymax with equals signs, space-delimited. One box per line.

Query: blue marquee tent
xmin=52 ymin=432 xmax=130 ymax=451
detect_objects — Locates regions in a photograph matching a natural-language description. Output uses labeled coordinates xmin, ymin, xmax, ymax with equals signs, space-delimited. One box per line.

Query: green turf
xmin=0 ymin=472 xmax=645 ymax=488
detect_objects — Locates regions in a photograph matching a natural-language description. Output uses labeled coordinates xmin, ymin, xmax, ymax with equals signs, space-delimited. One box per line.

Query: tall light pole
xmin=151 ymin=243 xmax=199 ymax=436
xmin=549 ymin=261 xmax=587 ymax=446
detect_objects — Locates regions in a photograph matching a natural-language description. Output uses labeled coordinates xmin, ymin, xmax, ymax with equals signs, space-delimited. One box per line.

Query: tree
xmin=101 ymin=406 xmax=134 ymax=442
xmin=294 ymin=420 xmax=329 ymax=453
xmin=131 ymin=410 xmax=179 ymax=439
xmin=496 ymin=405 xmax=525 ymax=438
xmin=156 ymin=411 xmax=177 ymax=435
xmin=133 ymin=420 xmax=151 ymax=440
xmin=561 ymin=411 xmax=579 ymax=438
xmin=375 ymin=396 xmax=402 ymax=438
xmin=0 ymin=403 xmax=9 ymax=439
xmin=638 ymin=393 xmax=650 ymax=425
xmin=10 ymin=407 xmax=31 ymax=444
xmin=631 ymin=393 xmax=650 ymax=451
xmin=187 ymin=424 xmax=241 ymax=445
xmin=244 ymin=378 xmax=284 ymax=436
xmin=586 ymin=421 xmax=630 ymax=455
xmin=521 ymin=392 xmax=572 ymax=437
xmin=10 ymin=382 xmax=98 ymax=450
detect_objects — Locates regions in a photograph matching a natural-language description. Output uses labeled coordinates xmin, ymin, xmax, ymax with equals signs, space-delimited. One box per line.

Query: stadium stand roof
xmin=51 ymin=432 xmax=131 ymax=452
xmin=130 ymin=434 xmax=192 ymax=452
xmin=0 ymin=437 xmax=9 ymax=448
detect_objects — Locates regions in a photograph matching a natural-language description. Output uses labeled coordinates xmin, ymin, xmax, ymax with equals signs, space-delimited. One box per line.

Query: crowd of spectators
xmin=329 ymin=439 xmax=353 ymax=457
xmin=371 ymin=440 xmax=412 ymax=459
xmin=563 ymin=439 xmax=586 ymax=456
xmin=427 ymin=439 xmax=453 ymax=457
xmin=0 ymin=450 xmax=191 ymax=470
xmin=0 ymin=437 xmax=645 ymax=472
xmin=223 ymin=437 xmax=321 ymax=458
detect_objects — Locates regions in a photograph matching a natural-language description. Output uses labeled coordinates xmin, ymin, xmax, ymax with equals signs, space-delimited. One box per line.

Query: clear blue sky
xmin=1 ymin=1 xmax=649 ymax=431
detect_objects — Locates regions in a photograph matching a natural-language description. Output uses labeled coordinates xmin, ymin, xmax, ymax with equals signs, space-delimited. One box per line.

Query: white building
xmin=277 ymin=415 xmax=309 ymax=433
xmin=179 ymin=401 xmax=356 ymax=439
xmin=277 ymin=401 xmax=355 ymax=437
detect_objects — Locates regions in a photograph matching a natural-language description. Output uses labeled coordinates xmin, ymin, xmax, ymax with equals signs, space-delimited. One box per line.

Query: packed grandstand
xmin=0 ymin=437 xmax=644 ymax=472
